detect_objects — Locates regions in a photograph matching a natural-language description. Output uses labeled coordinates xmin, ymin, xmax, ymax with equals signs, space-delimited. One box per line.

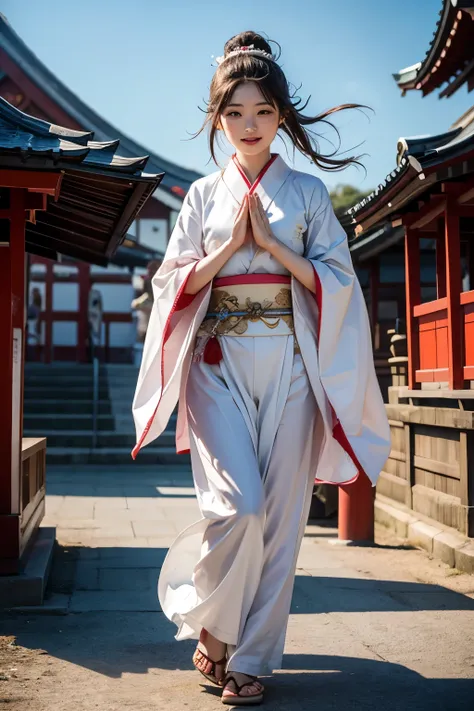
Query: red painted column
xmin=338 ymin=473 xmax=375 ymax=542
xmin=0 ymin=188 xmax=26 ymax=574
xmin=444 ymin=198 xmax=463 ymax=389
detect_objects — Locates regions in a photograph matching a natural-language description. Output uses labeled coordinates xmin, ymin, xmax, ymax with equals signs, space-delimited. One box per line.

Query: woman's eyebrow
xmin=226 ymin=102 xmax=273 ymax=107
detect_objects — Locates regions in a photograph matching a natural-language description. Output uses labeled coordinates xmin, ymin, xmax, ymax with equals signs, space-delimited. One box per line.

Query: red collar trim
xmin=232 ymin=153 xmax=279 ymax=194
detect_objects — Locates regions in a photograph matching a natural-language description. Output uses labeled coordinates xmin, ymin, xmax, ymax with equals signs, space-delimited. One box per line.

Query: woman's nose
xmin=245 ymin=121 xmax=257 ymax=133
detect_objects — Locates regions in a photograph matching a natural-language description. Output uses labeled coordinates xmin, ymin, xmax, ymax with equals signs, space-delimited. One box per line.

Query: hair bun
xmin=224 ymin=31 xmax=273 ymax=59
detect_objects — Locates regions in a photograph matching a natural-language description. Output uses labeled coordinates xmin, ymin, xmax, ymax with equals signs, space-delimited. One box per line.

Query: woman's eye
xmin=226 ymin=111 xmax=241 ymax=117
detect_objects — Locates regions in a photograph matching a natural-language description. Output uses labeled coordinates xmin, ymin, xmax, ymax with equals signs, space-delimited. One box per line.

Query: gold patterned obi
xmin=197 ymin=275 xmax=294 ymax=339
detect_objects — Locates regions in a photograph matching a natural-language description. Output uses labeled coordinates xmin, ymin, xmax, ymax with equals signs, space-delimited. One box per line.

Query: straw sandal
xmin=192 ymin=645 xmax=227 ymax=687
xmin=221 ymin=674 xmax=264 ymax=706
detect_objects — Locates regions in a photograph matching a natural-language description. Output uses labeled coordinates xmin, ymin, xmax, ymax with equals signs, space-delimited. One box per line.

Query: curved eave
xmin=0 ymin=97 xmax=162 ymax=177
xmin=348 ymin=157 xmax=417 ymax=221
xmin=394 ymin=0 xmax=474 ymax=96
xmin=0 ymin=15 xmax=203 ymax=192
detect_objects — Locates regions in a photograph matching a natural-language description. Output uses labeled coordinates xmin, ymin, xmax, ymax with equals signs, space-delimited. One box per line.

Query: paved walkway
xmin=1 ymin=464 xmax=474 ymax=710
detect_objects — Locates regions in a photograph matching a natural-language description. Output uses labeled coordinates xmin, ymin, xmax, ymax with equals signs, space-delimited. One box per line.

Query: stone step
xmin=24 ymin=429 xmax=175 ymax=448
xmin=45 ymin=446 xmax=189 ymax=466
xmin=23 ymin=399 xmax=113 ymax=415
xmin=23 ymin=414 xmax=116 ymax=431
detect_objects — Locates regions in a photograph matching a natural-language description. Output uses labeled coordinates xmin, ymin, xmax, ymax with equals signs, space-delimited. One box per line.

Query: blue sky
xmin=4 ymin=0 xmax=473 ymax=192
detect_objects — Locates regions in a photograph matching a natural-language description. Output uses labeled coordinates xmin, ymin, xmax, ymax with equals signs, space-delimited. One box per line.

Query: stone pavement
xmin=1 ymin=464 xmax=474 ymax=710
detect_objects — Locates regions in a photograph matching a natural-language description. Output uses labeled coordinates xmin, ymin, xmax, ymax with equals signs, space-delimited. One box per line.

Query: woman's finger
xmin=256 ymin=195 xmax=268 ymax=225
xmin=237 ymin=195 xmax=249 ymax=223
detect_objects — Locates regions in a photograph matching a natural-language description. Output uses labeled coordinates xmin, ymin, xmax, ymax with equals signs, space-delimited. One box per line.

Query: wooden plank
xmin=465 ymin=432 xmax=474 ymax=537
xmin=389 ymin=449 xmax=405 ymax=462
xmin=459 ymin=432 xmax=469 ymax=507
xmin=405 ymin=423 xmax=413 ymax=509
xmin=412 ymin=484 xmax=464 ymax=532
xmin=21 ymin=437 xmax=46 ymax=460
xmin=414 ymin=469 xmax=460 ymax=496
xmin=413 ymin=298 xmax=448 ymax=318
xmin=413 ymin=454 xmax=460 ymax=479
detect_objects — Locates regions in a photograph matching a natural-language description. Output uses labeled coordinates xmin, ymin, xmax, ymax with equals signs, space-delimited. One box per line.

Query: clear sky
xmin=4 ymin=0 xmax=473 ymax=193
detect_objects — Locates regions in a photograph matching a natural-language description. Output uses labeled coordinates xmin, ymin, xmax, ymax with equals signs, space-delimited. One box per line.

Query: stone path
xmin=1 ymin=464 xmax=474 ymax=710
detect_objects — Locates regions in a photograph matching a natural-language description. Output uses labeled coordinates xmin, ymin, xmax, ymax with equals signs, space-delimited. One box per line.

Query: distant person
xmin=132 ymin=31 xmax=390 ymax=706
xmin=27 ymin=287 xmax=42 ymax=341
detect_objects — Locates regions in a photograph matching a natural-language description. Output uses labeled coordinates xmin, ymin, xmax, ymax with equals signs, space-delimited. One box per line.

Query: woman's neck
xmin=234 ymin=149 xmax=272 ymax=185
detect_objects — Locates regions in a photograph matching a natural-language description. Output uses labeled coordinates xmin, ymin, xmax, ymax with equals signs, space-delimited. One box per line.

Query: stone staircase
xmin=23 ymin=363 xmax=189 ymax=467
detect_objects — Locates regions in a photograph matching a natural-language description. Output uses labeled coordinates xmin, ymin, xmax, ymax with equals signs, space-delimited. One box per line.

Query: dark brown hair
xmin=195 ymin=30 xmax=368 ymax=172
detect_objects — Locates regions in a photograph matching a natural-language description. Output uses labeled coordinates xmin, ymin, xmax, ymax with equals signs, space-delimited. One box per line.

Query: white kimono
xmin=132 ymin=153 xmax=390 ymax=676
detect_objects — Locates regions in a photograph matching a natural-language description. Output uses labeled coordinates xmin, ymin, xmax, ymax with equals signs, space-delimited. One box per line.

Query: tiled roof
xmin=349 ymin=118 xmax=474 ymax=221
xmin=0 ymin=14 xmax=203 ymax=195
xmin=393 ymin=1 xmax=474 ymax=97
xmin=0 ymin=96 xmax=164 ymax=264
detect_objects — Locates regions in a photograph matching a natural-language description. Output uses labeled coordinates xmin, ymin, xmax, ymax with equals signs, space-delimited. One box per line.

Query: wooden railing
xmin=461 ymin=290 xmax=474 ymax=381
xmin=410 ymin=289 xmax=474 ymax=385
xmin=20 ymin=438 xmax=46 ymax=557
xmin=412 ymin=298 xmax=449 ymax=383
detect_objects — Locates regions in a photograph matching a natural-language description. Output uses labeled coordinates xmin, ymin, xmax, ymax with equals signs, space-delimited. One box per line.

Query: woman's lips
xmin=241 ymin=138 xmax=262 ymax=144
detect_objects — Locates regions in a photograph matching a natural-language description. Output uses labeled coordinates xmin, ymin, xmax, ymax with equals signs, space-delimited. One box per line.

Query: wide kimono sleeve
xmin=131 ymin=180 xmax=213 ymax=458
xmin=294 ymin=179 xmax=391 ymax=486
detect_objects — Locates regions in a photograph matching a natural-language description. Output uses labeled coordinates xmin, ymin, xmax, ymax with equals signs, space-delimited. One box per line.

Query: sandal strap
xmin=194 ymin=647 xmax=227 ymax=667
xmin=224 ymin=674 xmax=261 ymax=695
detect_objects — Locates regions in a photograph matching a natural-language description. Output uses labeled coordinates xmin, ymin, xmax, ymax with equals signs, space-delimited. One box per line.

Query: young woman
xmin=132 ymin=31 xmax=390 ymax=706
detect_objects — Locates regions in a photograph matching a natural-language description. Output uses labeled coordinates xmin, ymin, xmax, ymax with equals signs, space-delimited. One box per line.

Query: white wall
xmin=139 ymin=218 xmax=168 ymax=253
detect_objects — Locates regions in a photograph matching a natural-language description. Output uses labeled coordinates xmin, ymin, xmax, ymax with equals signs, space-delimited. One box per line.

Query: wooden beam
xmin=405 ymin=228 xmax=421 ymax=389
xmin=441 ymin=178 xmax=474 ymax=199
xmin=403 ymin=195 xmax=446 ymax=230
xmin=444 ymin=197 xmax=463 ymax=389
xmin=0 ymin=170 xmax=62 ymax=197
xmin=25 ymin=193 xmax=47 ymax=211
xmin=457 ymin=185 xmax=474 ymax=205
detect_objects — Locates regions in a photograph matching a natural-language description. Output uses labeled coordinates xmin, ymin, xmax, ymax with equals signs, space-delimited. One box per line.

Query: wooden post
xmin=436 ymin=218 xmax=447 ymax=298
xmin=369 ymin=257 xmax=380 ymax=347
xmin=444 ymin=197 xmax=463 ymax=389
xmin=44 ymin=260 xmax=53 ymax=363
xmin=405 ymin=228 xmax=421 ymax=389
xmin=0 ymin=188 xmax=26 ymax=574
xmin=77 ymin=263 xmax=90 ymax=363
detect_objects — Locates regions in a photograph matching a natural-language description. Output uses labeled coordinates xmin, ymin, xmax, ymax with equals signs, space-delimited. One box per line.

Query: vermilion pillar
xmin=444 ymin=197 xmax=463 ymax=389
xmin=0 ymin=188 xmax=26 ymax=574
xmin=338 ymin=473 xmax=375 ymax=542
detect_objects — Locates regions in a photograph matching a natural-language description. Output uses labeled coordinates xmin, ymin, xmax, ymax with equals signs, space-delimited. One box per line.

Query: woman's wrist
xmin=264 ymin=234 xmax=281 ymax=255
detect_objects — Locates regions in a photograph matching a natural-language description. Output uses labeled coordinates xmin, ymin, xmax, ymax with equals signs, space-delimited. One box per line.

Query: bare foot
xmin=193 ymin=628 xmax=227 ymax=685
xmin=222 ymin=672 xmax=264 ymax=701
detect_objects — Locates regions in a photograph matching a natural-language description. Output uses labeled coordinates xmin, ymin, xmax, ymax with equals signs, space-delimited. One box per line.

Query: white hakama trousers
xmin=158 ymin=334 xmax=320 ymax=676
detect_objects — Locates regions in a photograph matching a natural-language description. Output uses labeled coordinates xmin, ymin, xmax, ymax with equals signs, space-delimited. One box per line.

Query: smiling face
xmin=219 ymin=81 xmax=280 ymax=157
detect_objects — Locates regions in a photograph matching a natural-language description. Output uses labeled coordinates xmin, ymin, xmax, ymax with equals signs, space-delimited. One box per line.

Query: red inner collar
xmin=232 ymin=153 xmax=278 ymax=194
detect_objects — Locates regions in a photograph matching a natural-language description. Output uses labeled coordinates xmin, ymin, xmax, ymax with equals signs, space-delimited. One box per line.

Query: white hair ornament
xmin=212 ymin=44 xmax=275 ymax=66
